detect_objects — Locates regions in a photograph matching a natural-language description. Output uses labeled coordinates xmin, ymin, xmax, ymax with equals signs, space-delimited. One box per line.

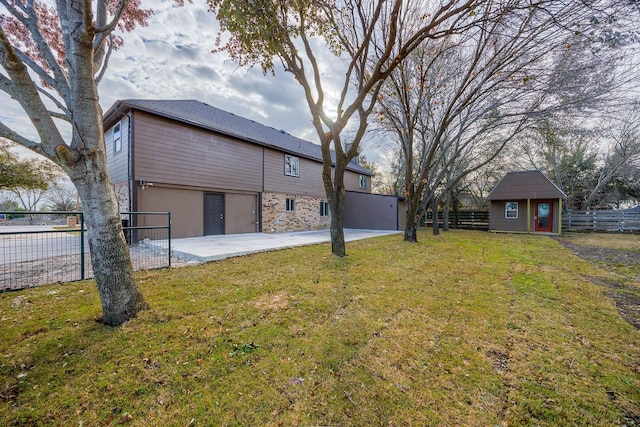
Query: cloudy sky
xmin=2 ymin=0 xmax=383 ymax=161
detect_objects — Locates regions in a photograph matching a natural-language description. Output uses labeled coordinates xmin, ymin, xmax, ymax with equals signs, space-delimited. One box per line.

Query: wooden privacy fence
xmin=425 ymin=210 xmax=490 ymax=230
xmin=562 ymin=210 xmax=640 ymax=232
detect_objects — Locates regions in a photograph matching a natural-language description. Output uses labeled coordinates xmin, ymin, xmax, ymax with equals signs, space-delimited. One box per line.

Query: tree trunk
xmin=329 ymin=186 xmax=347 ymax=257
xmin=432 ymin=197 xmax=440 ymax=236
xmin=74 ymin=171 xmax=148 ymax=326
xmin=443 ymin=192 xmax=450 ymax=232
xmin=325 ymin=155 xmax=348 ymax=257
xmin=65 ymin=76 xmax=148 ymax=325
xmin=404 ymin=196 xmax=419 ymax=242
xmin=453 ymin=193 xmax=460 ymax=229
xmin=0 ymin=0 xmax=148 ymax=326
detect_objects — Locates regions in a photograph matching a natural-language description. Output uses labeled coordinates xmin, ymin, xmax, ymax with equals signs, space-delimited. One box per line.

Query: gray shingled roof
xmin=103 ymin=99 xmax=372 ymax=176
xmin=486 ymin=170 xmax=567 ymax=201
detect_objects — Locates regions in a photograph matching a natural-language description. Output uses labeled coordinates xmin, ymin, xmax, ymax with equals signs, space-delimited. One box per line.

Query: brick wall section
xmin=114 ymin=181 xmax=130 ymax=213
xmin=262 ymin=192 xmax=330 ymax=233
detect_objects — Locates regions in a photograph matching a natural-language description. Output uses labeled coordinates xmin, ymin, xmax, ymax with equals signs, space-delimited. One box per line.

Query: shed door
xmin=204 ymin=193 xmax=225 ymax=235
xmin=534 ymin=201 xmax=553 ymax=233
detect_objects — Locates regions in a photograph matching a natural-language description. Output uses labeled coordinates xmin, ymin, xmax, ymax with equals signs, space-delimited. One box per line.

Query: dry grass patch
xmin=1 ymin=230 xmax=638 ymax=426
xmin=555 ymin=232 xmax=640 ymax=330
xmin=558 ymin=233 xmax=640 ymax=251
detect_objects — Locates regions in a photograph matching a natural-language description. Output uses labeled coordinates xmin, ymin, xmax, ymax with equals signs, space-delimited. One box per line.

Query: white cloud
xmin=2 ymin=0 xmax=383 ymax=163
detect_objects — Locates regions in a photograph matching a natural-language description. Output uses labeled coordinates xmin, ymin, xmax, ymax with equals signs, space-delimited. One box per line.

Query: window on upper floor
xmin=113 ymin=122 xmax=122 ymax=154
xmin=359 ymin=175 xmax=367 ymax=189
xmin=505 ymin=201 xmax=518 ymax=219
xmin=284 ymin=154 xmax=299 ymax=177
xmin=320 ymin=201 xmax=330 ymax=217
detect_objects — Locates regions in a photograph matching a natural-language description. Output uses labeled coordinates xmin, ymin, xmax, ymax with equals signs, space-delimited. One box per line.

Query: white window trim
xmin=286 ymin=198 xmax=295 ymax=211
xmin=113 ymin=122 xmax=122 ymax=154
xmin=284 ymin=154 xmax=300 ymax=177
xmin=505 ymin=201 xmax=518 ymax=219
xmin=320 ymin=201 xmax=330 ymax=217
xmin=359 ymin=175 xmax=367 ymax=189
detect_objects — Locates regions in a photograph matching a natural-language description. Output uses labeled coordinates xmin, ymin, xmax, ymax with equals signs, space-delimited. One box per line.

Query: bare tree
xmin=0 ymin=0 xmax=153 ymax=325
xmin=9 ymin=158 xmax=62 ymax=217
xmin=525 ymin=109 xmax=640 ymax=210
xmin=209 ymin=0 xmax=493 ymax=256
xmin=374 ymin=0 xmax=634 ymax=240
xmin=583 ymin=112 xmax=640 ymax=208
xmin=459 ymin=164 xmax=509 ymax=209
xmin=45 ymin=182 xmax=80 ymax=212
xmin=0 ymin=192 xmax=19 ymax=211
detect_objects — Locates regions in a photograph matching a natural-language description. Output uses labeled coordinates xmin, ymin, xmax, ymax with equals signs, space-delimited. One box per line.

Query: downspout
xmin=259 ymin=147 xmax=265 ymax=232
xmin=129 ymin=112 xmax=137 ymax=220
xmin=128 ymin=111 xmax=138 ymax=243
xmin=527 ymin=198 xmax=531 ymax=233
xmin=127 ymin=112 xmax=132 ymax=213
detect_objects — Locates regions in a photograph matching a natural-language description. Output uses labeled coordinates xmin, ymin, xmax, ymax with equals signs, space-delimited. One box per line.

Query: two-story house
xmin=103 ymin=99 xmax=376 ymax=238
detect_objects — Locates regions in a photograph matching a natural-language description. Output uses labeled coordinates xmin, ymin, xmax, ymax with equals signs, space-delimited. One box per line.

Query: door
xmin=534 ymin=201 xmax=553 ymax=232
xmin=204 ymin=193 xmax=225 ymax=235
xmin=225 ymin=194 xmax=259 ymax=234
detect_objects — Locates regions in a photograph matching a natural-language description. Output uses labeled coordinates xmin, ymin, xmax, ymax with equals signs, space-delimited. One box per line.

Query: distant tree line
xmin=0 ymin=140 xmax=79 ymax=218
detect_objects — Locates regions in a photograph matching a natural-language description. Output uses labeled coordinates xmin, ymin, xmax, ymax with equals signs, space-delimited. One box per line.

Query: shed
xmin=486 ymin=170 xmax=567 ymax=234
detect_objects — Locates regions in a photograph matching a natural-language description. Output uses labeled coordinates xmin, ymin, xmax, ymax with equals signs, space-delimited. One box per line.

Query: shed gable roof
xmin=486 ymin=170 xmax=567 ymax=201
xmin=103 ymin=99 xmax=373 ymax=176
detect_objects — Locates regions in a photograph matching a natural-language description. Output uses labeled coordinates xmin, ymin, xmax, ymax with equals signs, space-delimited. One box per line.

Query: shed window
xmin=359 ymin=175 xmax=367 ymax=189
xmin=113 ymin=122 xmax=122 ymax=153
xmin=505 ymin=202 xmax=518 ymax=219
xmin=286 ymin=198 xmax=295 ymax=211
xmin=284 ymin=155 xmax=299 ymax=177
xmin=320 ymin=201 xmax=330 ymax=217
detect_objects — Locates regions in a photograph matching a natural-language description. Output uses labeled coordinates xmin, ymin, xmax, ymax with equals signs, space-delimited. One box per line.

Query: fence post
xmin=168 ymin=211 xmax=172 ymax=268
xmin=80 ymin=212 xmax=85 ymax=280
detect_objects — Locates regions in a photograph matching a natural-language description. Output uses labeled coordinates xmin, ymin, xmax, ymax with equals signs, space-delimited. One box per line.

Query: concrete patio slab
xmin=169 ymin=229 xmax=401 ymax=262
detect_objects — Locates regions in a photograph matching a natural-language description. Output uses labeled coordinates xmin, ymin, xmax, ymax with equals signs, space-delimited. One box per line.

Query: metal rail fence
xmin=0 ymin=211 xmax=171 ymax=292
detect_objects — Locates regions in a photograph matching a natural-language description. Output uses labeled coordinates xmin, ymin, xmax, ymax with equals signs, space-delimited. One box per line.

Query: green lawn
xmin=1 ymin=230 xmax=638 ymax=426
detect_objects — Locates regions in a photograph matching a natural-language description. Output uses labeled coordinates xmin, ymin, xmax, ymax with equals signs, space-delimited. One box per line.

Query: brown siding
xmin=136 ymin=186 xmax=204 ymax=238
xmin=264 ymin=150 xmax=371 ymax=196
xmin=344 ymin=191 xmax=401 ymax=230
xmin=225 ymin=193 xmax=259 ymax=234
xmin=490 ymin=200 xmax=528 ymax=232
xmin=344 ymin=170 xmax=371 ymax=193
xmin=132 ymin=112 xmax=263 ymax=192
xmin=490 ymin=199 xmax=562 ymax=233
xmin=263 ymin=150 xmax=326 ymax=197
